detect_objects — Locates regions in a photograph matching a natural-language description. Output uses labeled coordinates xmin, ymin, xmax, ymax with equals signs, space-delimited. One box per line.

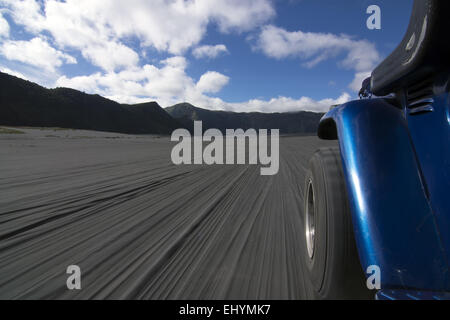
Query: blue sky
xmin=0 ymin=0 xmax=413 ymax=112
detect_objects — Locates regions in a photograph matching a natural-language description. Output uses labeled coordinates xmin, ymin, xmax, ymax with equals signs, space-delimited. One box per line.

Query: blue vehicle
xmin=303 ymin=0 xmax=450 ymax=300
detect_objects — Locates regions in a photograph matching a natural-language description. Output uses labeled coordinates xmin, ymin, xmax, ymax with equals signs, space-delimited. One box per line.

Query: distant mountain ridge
xmin=0 ymin=71 xmax=325 ymax=135
xmin=166 ymin=103 xmax=324 ymax=135
xmin=0 ymin=72 xmax=181 ymax=134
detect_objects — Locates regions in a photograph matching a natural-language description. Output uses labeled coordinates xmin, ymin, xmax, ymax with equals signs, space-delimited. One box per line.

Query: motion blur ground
xmin=0 ymin=128 xmax=340 ymax=299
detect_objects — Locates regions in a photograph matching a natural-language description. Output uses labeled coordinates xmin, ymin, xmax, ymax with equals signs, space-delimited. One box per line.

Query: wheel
xmin=303 ymin=147 xmax=371 ymax=300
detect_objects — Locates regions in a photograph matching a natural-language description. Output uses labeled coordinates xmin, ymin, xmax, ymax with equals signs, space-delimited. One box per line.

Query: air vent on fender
xmin=407 ymin=77 xmax=434 ymax=115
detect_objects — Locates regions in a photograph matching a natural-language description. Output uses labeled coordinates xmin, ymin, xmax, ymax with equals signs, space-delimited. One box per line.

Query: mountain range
xmin=0 ymin=72 xmax=181 ymax=134
xmin=0 ymin=71 xmax=324 ymax=135
xmin=166 ymin=103 xmax=323 ymax=134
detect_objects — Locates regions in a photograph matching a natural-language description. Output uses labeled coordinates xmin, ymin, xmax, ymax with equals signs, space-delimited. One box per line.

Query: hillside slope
xmin=166 ymin=103 xmax=324 ymax=134
xmin=0 ymin=72 xmax=181 ymax=134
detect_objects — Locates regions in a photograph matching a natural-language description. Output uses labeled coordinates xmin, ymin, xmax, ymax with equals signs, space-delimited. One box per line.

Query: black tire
xmin=303 ymin=147 xmax=371 ymax=300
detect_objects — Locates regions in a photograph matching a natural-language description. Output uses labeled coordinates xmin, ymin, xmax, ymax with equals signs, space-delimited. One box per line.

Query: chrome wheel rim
xmin=305 ymin=179 xmax=316 ymax=260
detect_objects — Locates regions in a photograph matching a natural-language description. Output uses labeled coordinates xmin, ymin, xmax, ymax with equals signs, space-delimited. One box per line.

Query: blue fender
xmin=319 ymin=98 xmax=450 ymax=291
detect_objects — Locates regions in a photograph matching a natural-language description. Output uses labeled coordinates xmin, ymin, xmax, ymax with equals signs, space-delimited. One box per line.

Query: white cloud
xmin=0 ymin=12 xmax=9 ymax=37
xmin=222 ymin=93 xmax=351 ymax=113
xmin=350 ymin=71 xmax=372 ymax=92
xmin=0 ymin=37 xmax=76 ymax=72
xmin=1 ymin=0 xmax=274 ymax=53
xmin=193 ymin=44 xmax=228 ymax=59
xmin=0 ymin=0 xmax=274 ymax=71
xmin=0 ymin=0 xmax=45 ymax=34
xmin=256 ymin=25 xmax=381 ymax=91
xmin=56 ymin=55 xmax=348 ymax=113
xmin=196 ymin=71 xmax=229 ymax=93
xmin=162 ymin=56 xmax=188 ymax=69
xmin=56 ymin=56 xmax=219 ymax=106
xmin=81 ymin=42 xmax=139 ymax=72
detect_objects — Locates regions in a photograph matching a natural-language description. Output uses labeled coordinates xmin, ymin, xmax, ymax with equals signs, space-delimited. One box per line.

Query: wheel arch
xmin=317 ymin=117 xmax=337 ymax=140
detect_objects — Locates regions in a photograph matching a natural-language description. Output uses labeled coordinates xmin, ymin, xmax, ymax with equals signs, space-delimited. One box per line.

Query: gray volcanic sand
xmin=0 ymin=127 xmax=336 ymax=299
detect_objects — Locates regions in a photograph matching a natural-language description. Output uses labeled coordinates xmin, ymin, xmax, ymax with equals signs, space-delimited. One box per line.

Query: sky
xmin=0 ymin=0 xmax=413 ymax=113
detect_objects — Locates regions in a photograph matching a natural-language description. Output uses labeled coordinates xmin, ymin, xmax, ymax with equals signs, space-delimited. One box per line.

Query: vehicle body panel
xmin=319 ymin=96 xmax=450 ymax=291
xmin=377 ymin=289 xmax=450 ymax=300
xmin=406 ymin=91 xmax=450 ymax=263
